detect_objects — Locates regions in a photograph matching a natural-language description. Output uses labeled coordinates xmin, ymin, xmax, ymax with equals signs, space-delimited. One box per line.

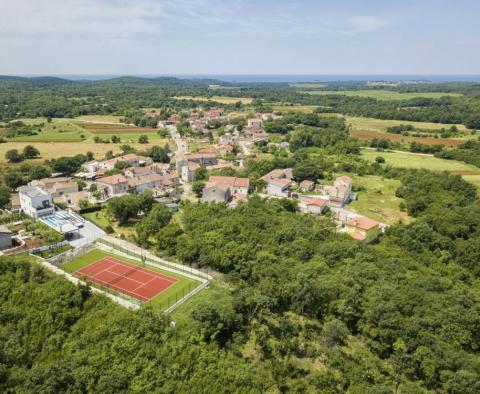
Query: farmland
xmin=0 ymin=142 xmax=122 ymax=164
xmin=173 ymin=95 xmax=253 ymax=104
xmin=270 ymin=104 xmax=318 ymax=113
xmin=3 ymin=118 xmax=87 ymax=142
xmin=361 ymin=148 xmax=480 ymax=172
xmin=346 ymin=116 xmax=473 ymax=147
xmin=307 ymin=90 xmax=463 ymax=100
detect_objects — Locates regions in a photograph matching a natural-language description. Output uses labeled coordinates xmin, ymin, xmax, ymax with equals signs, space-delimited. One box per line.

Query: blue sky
xmin=1 ymin=0 xmax=479 ymax=75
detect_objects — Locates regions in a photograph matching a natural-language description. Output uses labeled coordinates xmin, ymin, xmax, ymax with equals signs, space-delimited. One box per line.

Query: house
xmin=300 ymin=198 xmax=328 ymax=214
xmin=124 ymin=166 xmax=155 ymax=179
xmin=202 ymin=176 xmax=249 ymax=203
xmin=325 ymin=175 xmax=353 ymax=207
xmin=9 ymin=193 xmax=21 ymax=212
xmin=96 ymin=175 xmax=129 ymax=198
xmin=185 ymin=153 xmax=218 ymax=167
xmin=190 ymin=119 xmax=207 ymax=133
xmin=101 ymin=154 xmax=150 ymax=171
xmin=261 ymin=168 xmax=293 ymax=183
xmin=0 ymin=225 xmax=12 ymax=250
xmin=266 ymin=178 xmax=292 ymax=197
xmin=56 ymin=190 xmax=93 ymax=211
xmin=247 ymin=118 xmax=263 ymax=129
xmin=202 ymin=184 xmax=231 ymax=203
xmin=181 ymin=161 xmax=200 ymax=182
xmin=19 ymin=186 xmax=54 ymax=219
xmin=205 ymin=106 xmax=224 ymax=120
xmin=299 ymin=180 xmax=315 ymax=192
xmin=167 ymin=114 xmax=182 ymax=124
xmin=345 ymin=216 xmax=380 ymax=242
xmin=245 ymin=127 xmax=268 ymax=142
xmin=220 ymin=132 xmax=238 ymax=145
xmin=82 ymin=160 xmax=100 ymax=174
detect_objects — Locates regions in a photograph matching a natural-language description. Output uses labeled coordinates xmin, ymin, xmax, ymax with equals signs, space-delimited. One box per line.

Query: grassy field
xmin=173 ymin=95 xmax=253 ymax=104
xmin=349 ymin=175 xmax=411 ymax=225
xmin=361 ymin=148 xmax=480 ymax=172
xmin=270 ymin=104 xmax=318 ymax=113
xmin=4 ymin=118 xmax=88 ymax=142
xmin=307 ymin=90 xmax=462 ymax=100
xmin=63 ymin=248 xmax=200 ymax=312
xmin=171 ymin=282 xmax=232 ymax=325
xmin=346 ymin=116 xmax=469 ymax=132
xmin=75 ymin=115 xmax=124 ymax=123
xmin=0 ymin=142 xmax=123 ymax=164
xmin=289 ymin=83 xmax=326 ymax=89
xmin=346 ymin=116 xmax=473 ymax=147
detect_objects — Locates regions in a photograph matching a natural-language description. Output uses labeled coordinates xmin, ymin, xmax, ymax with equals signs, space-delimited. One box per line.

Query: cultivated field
xmin=307 ymin=90 xmax=462 ymax=100
xmin=349 ymin=175 xmax=411 ymax=225
xmin=289 ymin=83 xmax=326 ymax=89
xmin=361 ymin=148 xmax=480 ymax=172
xmin=75 ymin=115 xmax=124 ymax=123
xmin=0 ymin=142 xmax=122 ymax=164
xmin=173 ymin=95 xmax=253 ymax=104
xmin=270 ymin=104 xmax=318 ymax=113
xmin=346 ymin=116 xmax=472 ymax=147
xmin=5 ymin=118 xmax=87 ymax=142
xmin=346 ymin=116 xmax=469 ymax=132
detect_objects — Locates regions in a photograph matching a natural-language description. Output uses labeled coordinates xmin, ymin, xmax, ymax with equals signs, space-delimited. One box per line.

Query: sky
xmin=0 ymin=0 xmax=479 ymax=76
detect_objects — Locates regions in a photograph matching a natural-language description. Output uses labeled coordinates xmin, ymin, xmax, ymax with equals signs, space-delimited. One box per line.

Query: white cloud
xmin=349 ymin=15 xmax=390 ymax=33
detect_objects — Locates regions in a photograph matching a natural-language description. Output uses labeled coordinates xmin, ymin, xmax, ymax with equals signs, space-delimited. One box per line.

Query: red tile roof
xmin=346 ymin=216 xmax=379 ymax=230
xmin=306 ymin=198 xmax=328 ymax=207
xmin=207 ymin=176 xmax=249 ymax=188
xmin=96 ymin=175 xmax=127 ymax=185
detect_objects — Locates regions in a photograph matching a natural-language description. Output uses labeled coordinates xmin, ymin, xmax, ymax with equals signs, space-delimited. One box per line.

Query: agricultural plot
xmin=173 ymin=95 xmax=253 ymax=104
xmin=307 ymin=90 xmax=462 ymax=100
xmin=361 ymin=148 xmax=480 ymax=172
xmin=0 ymin=142 xmax=122 ymax=164
xmin=270 ymin=104 xmax=318 ymax=113
xmin=4 ymin=118 xmax=88 ymax=142
xmin=75 ymin=115 xmax=124 ymax=123
xmin=346 ymin=116 xmax=472 ymax=147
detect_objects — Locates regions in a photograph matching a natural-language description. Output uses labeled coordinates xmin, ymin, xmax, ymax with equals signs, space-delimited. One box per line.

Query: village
xmin=0 ymin=104 xmax=386 ymax=257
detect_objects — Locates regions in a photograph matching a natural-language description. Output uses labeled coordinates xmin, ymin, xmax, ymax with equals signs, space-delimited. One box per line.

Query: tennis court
xmin=75 ymin=256 xmax=177 ymax=302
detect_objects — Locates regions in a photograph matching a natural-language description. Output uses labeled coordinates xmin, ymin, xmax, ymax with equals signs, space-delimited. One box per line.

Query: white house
xmin=266 ymin=178 xmax=292 ymax=198
xmin=19 ymin=186 xmax=54 ymax=219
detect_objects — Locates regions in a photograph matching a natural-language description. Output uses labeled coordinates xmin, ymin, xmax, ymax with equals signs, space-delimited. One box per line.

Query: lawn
xmin=307 ymin=90 xmax=462 ymax=100
xmin=349 ymin=175 xmax=411 ymax=225
xmin=82 ymin=210 xmax=111 ymax=230
xmin=360 ymin=148 xmax=480 ymax=173
xmin=173 ymin=95 xmax=253 ymax=104
xmin=170 ymin=282 xmax=232 ymax=326
xmin=63 ymin=248 xmax=200 ymax=312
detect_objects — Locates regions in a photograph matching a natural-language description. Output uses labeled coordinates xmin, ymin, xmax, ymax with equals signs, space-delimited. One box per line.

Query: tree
xmin=146 ymin=145 xmax=170 ymax=163
xmin=0 ymin=185 xmax=11 ymax=207
xmin=111 ymin=135 xmax=121 ymax=143
xmin=22 ymin=145 xmax=40 ymax=159
xmin=5 ymin=149 xmax=23 ymax=163
xmin=375 ymin=156 xmax=385 ymax=163
xmin=194 ymin=167 xmax=208 ymax=181
xmin=138 ymin=134 xmax=149 ymax=144
xmin=136 ymin=205 xmax=172 ymax=246
xmin=192 ymin=180 xmax=205 ymax=198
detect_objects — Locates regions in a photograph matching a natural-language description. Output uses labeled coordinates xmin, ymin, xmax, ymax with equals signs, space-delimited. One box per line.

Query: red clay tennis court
xmin=75 ymin=257 xmax=177 ymax=302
